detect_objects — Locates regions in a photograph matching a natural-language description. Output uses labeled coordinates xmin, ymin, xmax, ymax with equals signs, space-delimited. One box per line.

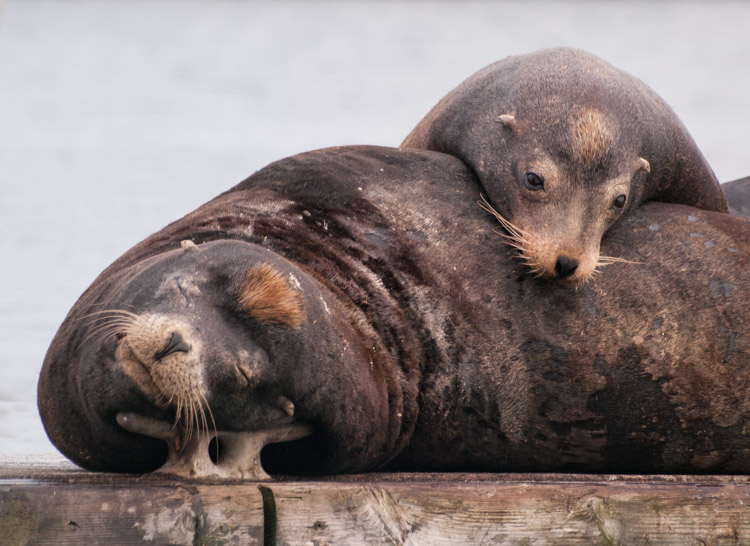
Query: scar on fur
xmin=571 ymin=109 xmax=614 ymax=165
xmin=239 ymin=264 xmax=306 ymax=328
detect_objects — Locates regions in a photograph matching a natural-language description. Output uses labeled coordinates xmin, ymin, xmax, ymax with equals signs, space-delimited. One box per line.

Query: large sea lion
xmin=39 ymin=146 xmax=750 ymax=477
xmin=402 ymin=47 xmax=728 ymax=283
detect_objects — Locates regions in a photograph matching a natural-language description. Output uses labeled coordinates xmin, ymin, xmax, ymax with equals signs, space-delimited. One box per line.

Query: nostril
xmin=555 ymin=255 xmax=579 ymax=278
xmin=154 ymin=331 xmax=190 ymax=360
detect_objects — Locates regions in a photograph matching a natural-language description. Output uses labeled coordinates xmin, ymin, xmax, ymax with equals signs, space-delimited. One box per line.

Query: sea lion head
xmin=481 ymin=106 xmax=651 ymax=283
xmin=39 ymin=238 xmax=402 ymax=476
xmin=403 ymin=47 xmax=724 ymax=283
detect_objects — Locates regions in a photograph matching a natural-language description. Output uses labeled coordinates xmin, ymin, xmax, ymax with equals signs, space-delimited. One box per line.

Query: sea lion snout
xmin=480 ymin=193 xmax=605 ymax=283
xmin=535 ymin=241 xmax=600 ymax=283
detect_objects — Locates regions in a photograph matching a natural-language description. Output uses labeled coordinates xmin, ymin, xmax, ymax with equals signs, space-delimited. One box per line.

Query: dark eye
xmin=612 ymin=194 xmax=627 ymax=211
xmin=524 ymin=172 xmax=544 ymax=191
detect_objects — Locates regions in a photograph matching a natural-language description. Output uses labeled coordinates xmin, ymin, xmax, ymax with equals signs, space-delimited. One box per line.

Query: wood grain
xmin=2 ymin=459 xmax=750 ymax=545
xmin=271 ymin=478 xmax=750 ymax=545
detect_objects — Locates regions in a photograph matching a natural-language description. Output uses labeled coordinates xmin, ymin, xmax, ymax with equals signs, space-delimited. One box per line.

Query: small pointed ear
xmin=495 ymin=114 xmax=516 ymax=128
xmin=637 ymin=157 xmax=651 ymax=173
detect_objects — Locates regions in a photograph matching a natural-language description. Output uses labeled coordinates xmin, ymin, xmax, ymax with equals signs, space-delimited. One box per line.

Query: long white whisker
xmin=597 ymin=255 xmax=643 ymax=265
xmin=479 ymin=195 xmax=543 ymax=274
xmin=78 ymin=309 xmax=140 ymax=324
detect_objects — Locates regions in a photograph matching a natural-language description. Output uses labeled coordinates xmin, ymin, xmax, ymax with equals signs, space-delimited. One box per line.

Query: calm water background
xmin=1 ymin=0 xmax=749 ymax=457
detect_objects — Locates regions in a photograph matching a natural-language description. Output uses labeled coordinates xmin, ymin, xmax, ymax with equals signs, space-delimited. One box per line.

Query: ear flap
xmin=495 ymin=114 xmax=516 ymax=128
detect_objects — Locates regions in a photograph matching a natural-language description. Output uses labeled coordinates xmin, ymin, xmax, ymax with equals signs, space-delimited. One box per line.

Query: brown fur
xmin=571 ymin=109 xmax=614 ymax=167
xmin=238 ymin=263 xmax=306 ymax=328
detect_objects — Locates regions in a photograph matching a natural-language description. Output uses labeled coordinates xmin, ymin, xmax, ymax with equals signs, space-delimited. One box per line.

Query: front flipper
xmin=116 ymin=412 xmax=313 ymax=481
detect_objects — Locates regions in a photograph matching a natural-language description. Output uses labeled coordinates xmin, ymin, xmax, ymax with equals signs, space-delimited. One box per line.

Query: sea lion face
xmin=483 ymin=108 xmax=651 ymax=283
xmin=99 ymin=241 xmax=307 ymax=446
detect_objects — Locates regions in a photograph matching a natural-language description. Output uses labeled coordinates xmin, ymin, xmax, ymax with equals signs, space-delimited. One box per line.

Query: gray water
xmin=1 ymin=0 xmax=749 ymax=457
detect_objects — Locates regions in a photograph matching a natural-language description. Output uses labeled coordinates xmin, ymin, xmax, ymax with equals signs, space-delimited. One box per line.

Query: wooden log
xmin=2 ymin=456 xmax=750 ymax=545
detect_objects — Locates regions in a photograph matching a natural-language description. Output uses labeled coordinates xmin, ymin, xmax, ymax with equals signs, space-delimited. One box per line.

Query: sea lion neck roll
xmin=403 ymin=47 xmax=727 ymax=283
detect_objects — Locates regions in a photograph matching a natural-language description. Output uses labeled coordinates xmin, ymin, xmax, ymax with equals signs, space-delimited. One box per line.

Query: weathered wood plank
xmin=1 ymin=481 xmax=200 ymax=545
xmin=0 ymin=457 xmax=265 ymax=546
xmin=3 ymin=457 xmax=750 ymax=545
xmin=0 ymin=481 xmax=265 ymax=545
xmin=194 ymin=485 xmax=265 ymax=545
xmin=270 ymin=478 xmax=750 ymax=545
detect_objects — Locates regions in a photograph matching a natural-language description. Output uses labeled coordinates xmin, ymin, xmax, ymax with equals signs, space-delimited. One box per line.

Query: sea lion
xmin=722 ymin=176 xmax=750 ymax=216
xmin=402 ymin=47 xmax=728 ymax=283
xmin=39 ymin=146 xmax=750 ymax=477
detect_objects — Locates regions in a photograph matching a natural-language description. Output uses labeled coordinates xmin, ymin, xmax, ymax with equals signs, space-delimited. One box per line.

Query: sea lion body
xmin=39 ymin=146 xmax=750 ymax=475
xmin=403 ymin=48 xmax=728 ymax=283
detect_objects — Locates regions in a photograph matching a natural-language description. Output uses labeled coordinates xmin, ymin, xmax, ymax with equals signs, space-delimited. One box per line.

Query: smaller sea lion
xmin=403 ymin=47 xmax=728 ymax=283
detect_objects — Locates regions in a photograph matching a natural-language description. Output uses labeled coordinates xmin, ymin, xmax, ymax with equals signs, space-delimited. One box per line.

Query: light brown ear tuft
xmin=239 ymin=264 xmax=306 ymax=328
xmin=571 ymin=109 xmax=614 ymax=165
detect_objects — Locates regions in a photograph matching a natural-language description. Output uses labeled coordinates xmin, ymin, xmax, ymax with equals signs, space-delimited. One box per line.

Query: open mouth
xmin=116 ymin=412 xmax=313 ymax=481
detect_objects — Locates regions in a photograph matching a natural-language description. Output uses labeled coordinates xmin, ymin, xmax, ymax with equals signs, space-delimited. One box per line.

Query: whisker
xmin=84 ymin=301 xmax=139 ymax=312
xmin=479 ymin=196 xmax=533 ymax=237
xmin=197 ymin=397 xmax=208 ymax=437
xmin=184 ymin=393 xmax=194 ymax=440
xmin=478 ymin=195 xmax=541 ymax=273
xmin=78 ymin=309 xmax=140 ymax=325
xmin=81 ymin=319 xmax=134 ymax=336
xmin=597 ymin=255 xmax=644 ymax=265
xmin=77 ymin=310 xmax=139 ymax=348
xmin=190 ymin=392 xmax=199 ymax=440
xmin=85 ymin=319 xmax=134 ymax=333
xmin=174 ymin=397 xmax=184 ymax=431
xmin=155 ymin=391 xmax=170 ymax=410
xmin=80 ymin=308 xmax=139 ymax=318
xmin=82 ymin=317 xmax=133 ymax=332
xmin=99 ymin=329 xmax=128 ymax=345
xmin=199 ymin=390 xmax=219 ymax=461
xmin=78 ymin=321 xmax=134 ymax=348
